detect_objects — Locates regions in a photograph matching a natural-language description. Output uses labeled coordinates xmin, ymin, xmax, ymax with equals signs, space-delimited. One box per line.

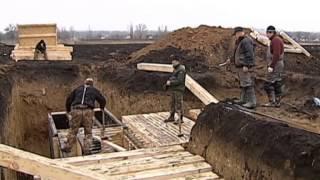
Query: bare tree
xmin=134 ymin=24 xmax=147 ymax=39
xmin=69 ymin=26 xmax=75 ymax=41
xmin=129 ymin=24 xmax=134 ymax=39
xmin=4 ymin=24 xmax=17 ymax=42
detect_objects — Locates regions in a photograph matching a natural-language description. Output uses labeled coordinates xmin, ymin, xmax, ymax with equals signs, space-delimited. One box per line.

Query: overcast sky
xmin=1 ymin=0 xmax=319 ymax=32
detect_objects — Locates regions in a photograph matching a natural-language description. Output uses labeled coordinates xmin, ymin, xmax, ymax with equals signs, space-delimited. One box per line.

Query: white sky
xmin=1 ymin=0 xmax=319 ymax=32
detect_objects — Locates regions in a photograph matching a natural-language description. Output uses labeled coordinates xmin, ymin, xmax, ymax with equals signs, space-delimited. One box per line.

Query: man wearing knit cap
xmin=64 ymin=78 xmax=106 ymax=155
xmin=263 ymin=25 xmax=285 ymax=107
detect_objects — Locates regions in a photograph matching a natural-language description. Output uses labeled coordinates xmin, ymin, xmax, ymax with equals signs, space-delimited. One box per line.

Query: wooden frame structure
xmin=250 ymin=29 xmax=311 ymax=57
xmin=48 ymin=108 xmax=126 ymax=158
xmin=0 ymin=144 xmax=221 ymax=179
xmin=11 ymin=24 xmax=73 ymax=61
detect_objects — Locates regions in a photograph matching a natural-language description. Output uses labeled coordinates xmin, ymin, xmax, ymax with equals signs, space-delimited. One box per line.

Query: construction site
xmin=0 ymin=23 xmax=319 ymax=180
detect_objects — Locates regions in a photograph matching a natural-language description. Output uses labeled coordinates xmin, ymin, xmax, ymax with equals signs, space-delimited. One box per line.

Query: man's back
xmin=66 ymin=85 xmax=106 ymax=112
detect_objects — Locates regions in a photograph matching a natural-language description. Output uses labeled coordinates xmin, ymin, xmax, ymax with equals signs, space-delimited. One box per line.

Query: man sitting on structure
xmin=63 ymin=78 xmax=106 ymax=155
xmin=34 ymin=40 xmax=48 ymax=60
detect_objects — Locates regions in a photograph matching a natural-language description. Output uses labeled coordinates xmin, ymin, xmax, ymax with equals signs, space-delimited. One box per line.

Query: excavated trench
xmin=0 ymin=44 xmax=203 ymax=179
xmin=0 ymin=31 xmax=320 ymax=180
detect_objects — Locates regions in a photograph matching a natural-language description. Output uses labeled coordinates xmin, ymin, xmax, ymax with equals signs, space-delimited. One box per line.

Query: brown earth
xmin=0 ymin=25 xmax=319 ymax=179
xmin=188 ymin=103 xmax=320 ymax=180
xmin=127 ymin=25 xmax=320 ymax=129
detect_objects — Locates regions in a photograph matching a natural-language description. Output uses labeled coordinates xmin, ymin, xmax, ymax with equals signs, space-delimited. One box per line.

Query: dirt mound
xmin=73 ymin=44 xmax=148 ymax=62
xmin=188 ymin=103 xmax=320 ymax=180
xmin=128 ymin=25 xmax=320 ymax=76
xmin=129 ymin=25 xmax=234 ymax=69
xmin=0 ymin=44 xmax=14 ymax=64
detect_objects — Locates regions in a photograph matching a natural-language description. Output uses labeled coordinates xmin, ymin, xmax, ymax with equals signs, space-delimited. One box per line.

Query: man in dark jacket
xmin=164 ymin=58 xmax=186 ymax=124
xmin=230 ymin=27 xmax=256 ymax=109
xmin=34 ymin=40 xmax=48 ymax=60
xmin=263 ymin=25 xmax=285 ymax=107
xmin=63 ymin=78 xmax=106 ymax=155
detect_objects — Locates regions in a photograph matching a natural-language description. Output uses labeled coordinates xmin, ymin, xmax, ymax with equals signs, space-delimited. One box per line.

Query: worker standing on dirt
xmin=164 ymin=57 xmax=186 ymax=124
xmin=34 ymin=40 xmax=48 ymax=60
xmin=63 ymin=78 xmax=106 ymax=155
xmin=227 ymin=27 xmax=256 ymax=109
xmin=263 ymin=26 xmax=285 ymax=107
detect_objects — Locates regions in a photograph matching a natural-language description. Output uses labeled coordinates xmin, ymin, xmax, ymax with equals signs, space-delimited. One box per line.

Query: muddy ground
xmin=188 ymin=103 xmax=320 ymax=180
xmin=0 ymin=26 xmax=319 ymax=179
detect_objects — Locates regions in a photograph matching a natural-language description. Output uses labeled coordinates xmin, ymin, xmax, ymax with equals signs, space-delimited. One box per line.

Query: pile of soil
xmin=72 ymin=44 xmax=148 ymax=62
xmin=128 ymin=25 xmax=320 ymax=76
xmin=129 ymin=25 xmax=235 ymax=71
xmin=188 ymin=102 xmax=320 ymax=180
xmin=0 ymin=44 xmax=14 ymax=64
xmin=125 ymin=25 xmax=320 ymax=115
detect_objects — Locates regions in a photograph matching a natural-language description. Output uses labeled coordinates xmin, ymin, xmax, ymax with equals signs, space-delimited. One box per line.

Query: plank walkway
xmin=59 ymin=145 xmax=222 ymax=179
xmin=122 ymin=112 xmax=195 ymax=148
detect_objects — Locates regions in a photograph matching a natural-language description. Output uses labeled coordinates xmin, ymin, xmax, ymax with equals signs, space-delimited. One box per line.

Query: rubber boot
xmin=242 ymin=87 xmax=256 ymax=109
xmin=164 ymin=113 xmax=175 ymax=123
xmin=275 ymin=96 xmax=281 ymax=108
xmin=234 ymin=88 xmax=246 ymax=105
xmin=174 ymin=113 xmax=184 ymax=125
xmin=263 ymin=92 xmax=276 ymax=107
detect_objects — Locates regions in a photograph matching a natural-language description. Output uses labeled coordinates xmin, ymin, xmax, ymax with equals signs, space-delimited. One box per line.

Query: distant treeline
xmin=1 ymin=24 xmax=319 ymax=44
xmin=286 ymin=31 xmax=320 ymax=42
xmin=0 ymin=24 xmax=169 ymax=44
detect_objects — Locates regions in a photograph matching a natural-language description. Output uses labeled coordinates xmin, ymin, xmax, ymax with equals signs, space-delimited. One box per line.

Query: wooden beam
xmin=0 ymin=144 xmax=106 ymax=180
xmin=48 ymin=113 xmax=58 ymax=136
xmin=110 ymin=161 xmax=212 ymax=179
xmin=83 ymin=151 xmax=199 ymax=175
xmin=280 ymin=31 xmax=311 ymax=57
xmin=284 ymin=48 xmax=303 ymax=53
xmin=170 ymin=172 xmax=220 ymax=180
xmin=249 ymin=30 xmax=270 ymax=46
xmin=137 ymin=63 xmax=219 ymax=105
xmin=102 ymin=140 xmax=127 ymax=152
xmin=58 ymin=145 xmax=184 ymax=166
xmin=250 ymin=30 xmax=308 ymax=55
xmin=188 ymin=109 xmax=201 ymax=120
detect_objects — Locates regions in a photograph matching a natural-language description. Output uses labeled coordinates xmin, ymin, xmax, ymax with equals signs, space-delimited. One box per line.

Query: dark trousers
xmin=170 ymin=91 xmax=184 ymax=117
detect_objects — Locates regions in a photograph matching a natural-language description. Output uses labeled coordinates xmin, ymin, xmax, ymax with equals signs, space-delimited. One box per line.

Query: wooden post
xmin=280 ymin=31 xmax=311 ymax=57
xmin=137 ymin=63 xmax=219 ymax=105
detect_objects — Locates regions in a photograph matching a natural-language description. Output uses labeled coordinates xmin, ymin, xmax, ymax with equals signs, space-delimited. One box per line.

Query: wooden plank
xmin=122 ymin=116 xmax=155 ymax=147
xmin=58 ymin=145 xmax=184 ymax=166
xmin=19 ymin=33 xmax=57 ymax=38
xmin=52 ymin=137 xmax=61 ymax=158
xmin=122 ymin=113 xmax=194 ymax=147
xmin=137 ymin=63 xmax=173 ymax=73
xmin=109 ymin=162 xmax=212 ymax=180
xmin=188 ymin=109 xmax=201 ymax=120
xmin=0 ymin=144 xmax=106 ymax=180
xmin=48 ymin=113 xmax=58 ymax=136
xmin=137 ymin=63 xmax=219 ymax=105
xmin=84 ymin=151 xmax=198 ymax=175
xmin=170 ymin=172 xmax=220 ymax=180
xmin=150 ymin=114 xmax=192 ymax=140
xmin=280 ymin=31 xmax=311 ymax=57
xmin=249 ymin=30 xmax=270 ymax=46
xmin=102 ymin=140 xmax=126 ymax=152
xmin=284 ymin=48 xmax=303 ymax=53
